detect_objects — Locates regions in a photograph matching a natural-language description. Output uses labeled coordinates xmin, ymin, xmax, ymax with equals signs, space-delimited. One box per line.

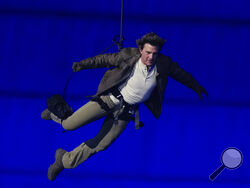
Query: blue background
xmin=0 ymin=0 xmax=249 ymax=187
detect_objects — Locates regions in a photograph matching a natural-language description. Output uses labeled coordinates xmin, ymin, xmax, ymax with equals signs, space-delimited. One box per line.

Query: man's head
xmin=136 ymin=32 xmax=166 ymax=67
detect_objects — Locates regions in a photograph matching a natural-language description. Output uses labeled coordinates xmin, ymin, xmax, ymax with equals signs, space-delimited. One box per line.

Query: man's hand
xmin=72 ymin=62 xmax=81 ymax=72
xmin=194 ymin=85 xmax=208 ymax=100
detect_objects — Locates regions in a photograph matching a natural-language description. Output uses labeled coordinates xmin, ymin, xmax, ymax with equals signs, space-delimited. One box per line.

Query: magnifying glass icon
xmin=209 ymin=147 xmax=243 ymax=181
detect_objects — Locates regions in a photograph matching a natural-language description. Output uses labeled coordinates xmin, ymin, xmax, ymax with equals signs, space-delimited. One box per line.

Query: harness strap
xmin=112 ymin=89 xmax=144 ymax=129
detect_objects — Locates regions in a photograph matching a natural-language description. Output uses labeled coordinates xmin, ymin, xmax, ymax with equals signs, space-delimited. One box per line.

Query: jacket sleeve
xmin=163 ymin=56 xmax=208 ymax=99
xmin=75 ymin=51 xmax=121 ymax=71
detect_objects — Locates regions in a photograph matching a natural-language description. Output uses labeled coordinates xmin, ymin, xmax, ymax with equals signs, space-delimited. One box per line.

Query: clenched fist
xmin=194 ymin=85 xmax=208 ymax=100
xmin=72 ymin=62 xmax=81 ymax=72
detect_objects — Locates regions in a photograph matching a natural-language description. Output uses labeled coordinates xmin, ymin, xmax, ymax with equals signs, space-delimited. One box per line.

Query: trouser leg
xmin=50 ymin=95 xmax=115 ymax=130
xmin=62 ymin=115 xmax=129 ymax=169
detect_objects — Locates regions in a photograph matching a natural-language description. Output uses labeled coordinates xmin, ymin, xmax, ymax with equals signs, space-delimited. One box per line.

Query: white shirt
xmin=110 ymin=58 xmax=157 ymax=105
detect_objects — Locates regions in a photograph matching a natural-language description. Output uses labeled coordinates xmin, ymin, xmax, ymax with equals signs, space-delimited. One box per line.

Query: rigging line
xmin=119 ymin=0 xmax=124 ymax=51
xmin=63 ymin=0 xmax=125 ymax=99
xmin=62 ymin=71 xmax=73 ymax=98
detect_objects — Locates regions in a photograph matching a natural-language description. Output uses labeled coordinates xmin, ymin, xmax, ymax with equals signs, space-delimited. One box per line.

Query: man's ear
xmin=139 ymin=47 xmax=143 ymax=54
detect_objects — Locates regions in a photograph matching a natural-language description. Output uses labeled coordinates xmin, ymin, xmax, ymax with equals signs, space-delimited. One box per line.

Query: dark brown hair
xmin=136 ymin=32 xmax=166 ymax=51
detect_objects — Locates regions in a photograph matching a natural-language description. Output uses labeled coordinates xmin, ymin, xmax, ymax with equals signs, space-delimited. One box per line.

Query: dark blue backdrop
xmin=0 ymin=0 xmax=249 ymax=187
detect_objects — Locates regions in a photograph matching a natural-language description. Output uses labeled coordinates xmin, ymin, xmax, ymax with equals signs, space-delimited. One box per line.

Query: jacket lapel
xmin=127 ymin=53 xmax=141 ymax=67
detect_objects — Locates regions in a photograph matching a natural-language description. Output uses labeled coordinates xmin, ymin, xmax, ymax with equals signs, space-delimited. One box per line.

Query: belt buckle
xmin=116 ymin=94 xmax=122 ymax=100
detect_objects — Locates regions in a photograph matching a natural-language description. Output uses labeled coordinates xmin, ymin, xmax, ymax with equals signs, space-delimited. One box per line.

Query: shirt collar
xmin=138 ymin=58 xmax=156 ymax=72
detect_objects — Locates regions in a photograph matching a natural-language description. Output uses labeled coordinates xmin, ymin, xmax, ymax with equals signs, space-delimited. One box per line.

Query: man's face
xmin=139 ymin=43 xmax=159 ymax=67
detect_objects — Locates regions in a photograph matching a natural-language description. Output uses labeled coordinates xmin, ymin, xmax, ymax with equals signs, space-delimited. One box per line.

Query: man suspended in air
xmin=41 ymin=32 xmax=208 ymax=181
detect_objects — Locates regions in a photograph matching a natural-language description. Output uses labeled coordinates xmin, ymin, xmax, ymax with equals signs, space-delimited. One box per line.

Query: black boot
xmin=46 ymin=94 xmax=73 ymax=120
xmin=48 ymin=148 xmax=67 ymax=181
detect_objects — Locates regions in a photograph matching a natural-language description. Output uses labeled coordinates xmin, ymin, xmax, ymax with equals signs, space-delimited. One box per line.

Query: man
xmin=41 ymin=32 xmax=208 ymax=181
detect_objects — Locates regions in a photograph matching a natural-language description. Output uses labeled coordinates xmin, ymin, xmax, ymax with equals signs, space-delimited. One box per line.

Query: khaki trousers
xmin=51 ymin=95 xmax=130 ymax=169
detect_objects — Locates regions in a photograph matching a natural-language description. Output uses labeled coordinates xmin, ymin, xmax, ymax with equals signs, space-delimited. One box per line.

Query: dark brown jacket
xmin=76 ymin=48 xmax=205 ymax=119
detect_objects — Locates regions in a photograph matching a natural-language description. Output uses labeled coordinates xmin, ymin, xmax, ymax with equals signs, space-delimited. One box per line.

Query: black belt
xmin=112 ymin=88 xmax=123 ymax=100
xmin=112 ymin=89 xmax=144 ymax=129
xmin=112 ymin=89 xmax=135 ymax=110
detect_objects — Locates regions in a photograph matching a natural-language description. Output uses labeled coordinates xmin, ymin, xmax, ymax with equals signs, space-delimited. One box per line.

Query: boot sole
xmin=47 ymin=149 xmax=66 ymax=181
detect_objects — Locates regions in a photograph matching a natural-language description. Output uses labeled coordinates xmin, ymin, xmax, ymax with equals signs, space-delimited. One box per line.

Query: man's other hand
xmin=194 ymin=85 xmax=208 ymax=100
xmin=72 ymin=62 xmax=81 ymax=72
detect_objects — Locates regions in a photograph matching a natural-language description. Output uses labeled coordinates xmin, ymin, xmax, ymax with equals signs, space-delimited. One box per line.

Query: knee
xmin=95 ymin=142 xmax=109 ymax=152
xmin=61 ymin=120 xmax=78 ymax=131
xmin=61 ymin=113 xmax=89 ymax=131
xmin=62 ymin=126 xmax=75 ymax=131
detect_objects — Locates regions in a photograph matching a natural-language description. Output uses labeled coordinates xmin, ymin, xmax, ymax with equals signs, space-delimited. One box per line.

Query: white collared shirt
xmin=110 ymin=58 xmax=157 ymax=105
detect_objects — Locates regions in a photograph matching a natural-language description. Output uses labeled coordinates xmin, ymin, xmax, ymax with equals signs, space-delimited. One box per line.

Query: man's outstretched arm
xmin=166 ymin=58 xmax=208 ymax=100
xmin=72 ymin=52 xmax=121 ymax=72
